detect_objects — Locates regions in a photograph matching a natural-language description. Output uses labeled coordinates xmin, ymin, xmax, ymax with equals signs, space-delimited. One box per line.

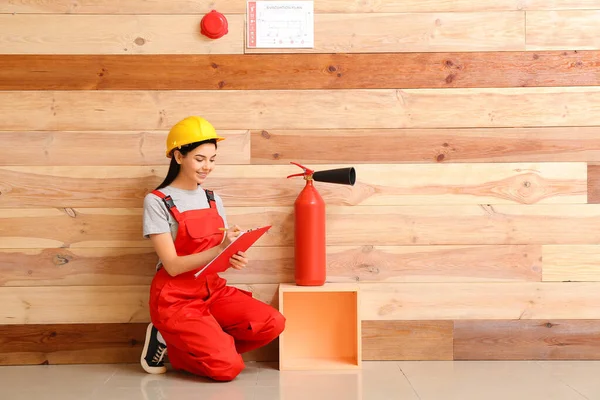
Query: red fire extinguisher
xmin=287 ymin=162 xmax=356 ymax=286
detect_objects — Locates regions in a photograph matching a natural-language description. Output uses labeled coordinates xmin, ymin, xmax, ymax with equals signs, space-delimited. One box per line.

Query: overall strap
xmin=151 ymin=190 xmax=183 ymax=222
xmin=205 ymin=189 xmax=217 ymax=209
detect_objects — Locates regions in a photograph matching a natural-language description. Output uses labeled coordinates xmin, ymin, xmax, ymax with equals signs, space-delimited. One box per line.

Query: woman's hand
xmin=220 ymin=225 xmax=242 ymax=249
xmin=229 ymin=251 xmax=248 ymax=270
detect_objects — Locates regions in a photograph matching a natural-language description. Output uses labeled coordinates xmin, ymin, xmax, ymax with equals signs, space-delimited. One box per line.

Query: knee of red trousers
xmin=269 ymin=309 xmax=286 ymax=339
xmin=208 ymin=354 xmax=245 ymax=382
xmin=170 ymin=347 xmax=245 ymax=382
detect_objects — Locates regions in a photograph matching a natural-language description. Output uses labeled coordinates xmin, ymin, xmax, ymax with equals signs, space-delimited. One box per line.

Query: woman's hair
xmin=155 ymin=139 xmax=218 ymax=190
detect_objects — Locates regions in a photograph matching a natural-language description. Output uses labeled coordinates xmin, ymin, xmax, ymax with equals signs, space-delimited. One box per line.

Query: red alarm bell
xmin=201 ymin=10 xmax=228 ymax=39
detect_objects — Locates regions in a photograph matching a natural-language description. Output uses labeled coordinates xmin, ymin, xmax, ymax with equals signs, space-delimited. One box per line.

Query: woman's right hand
xmin=220 ymin=225 xmax=242 ymax=249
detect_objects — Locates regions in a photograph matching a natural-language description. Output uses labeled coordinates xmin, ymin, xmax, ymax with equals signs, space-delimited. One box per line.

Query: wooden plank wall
xmin=2 ymin=0 xmax=600 ymax=364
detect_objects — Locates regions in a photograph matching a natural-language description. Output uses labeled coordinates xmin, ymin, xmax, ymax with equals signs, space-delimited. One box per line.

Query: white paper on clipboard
xmin=247 ymin=1 xmax=314 ymax=48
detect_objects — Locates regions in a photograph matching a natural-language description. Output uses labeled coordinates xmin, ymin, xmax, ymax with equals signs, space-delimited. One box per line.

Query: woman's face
xmin=176 ymin=143 xmax=217 ymax=185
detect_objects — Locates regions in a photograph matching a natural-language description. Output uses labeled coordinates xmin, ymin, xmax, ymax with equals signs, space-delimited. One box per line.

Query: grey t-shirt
xmin=143 ymin=185 xmax=228 ymax=241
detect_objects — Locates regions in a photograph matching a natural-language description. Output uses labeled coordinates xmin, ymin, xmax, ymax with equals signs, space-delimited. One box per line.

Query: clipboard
xmin=194 ymin=225 xmax=272 ymax=278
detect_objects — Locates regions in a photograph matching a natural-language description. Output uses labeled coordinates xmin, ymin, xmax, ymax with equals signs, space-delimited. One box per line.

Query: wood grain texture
xmin=0 ymin=323 xmax=147 ymax=366
xmin=0 ymin=163 xmax=586 ymax=208
xmin=0 ymin=130 xmax=249 ymax=166
xmin=0 ymin=208 xmax=149 ymax=249
xmin=242 ymin=340 xmax=279 ymax=363
xmin=0 ymin=286 xmax=150 ymax=325
xmin=361 ymin=282 xmax=600 ymax=320
xmin=3 ymin=51 xmax=600 ymax=91
xmin=4 ymin=319 xmax=600 ymax=364
xmin=0 ymin=245 xmax=542 ymax=287
xmin=0 ymin=284 xmax=278 ymax=324
xmin=0 ymin=246 xmax=292 ymax=286
xmin=219 ymin=247 xmax=294 ymax=284
xmin=362 ymin=320 xmax=453 ymax=360
xmin=588 ymin=164 xmax=600 ymax=203
xmin=0 ymin=323 xmax=278 ymax=365
xmin=5 ymin=205 xmax=600 ymax=249
xmin=3 ymin=1 xmax=599 ymax=13
xmin=324 ymin=205 xmax=600 ymax=246
xmin=0 ymin=0 xmax=247 ymax=14
xmin=527 ymin=11 xmax=600 ymax=50
xmin=327 ymin=245 xmax=541 ymax=283
xmin=246 ymin=12 xmax=525 ymax=53
xmin=231 ymin=245 xmax=544 ymax=284
xmin=543 ymin=245 xmax=600 ymax=282
xmin=4 ymin=88 xmax=600 ymax=131
xmin=0 ymin=14 xmax=244 ymax=54
xmin=454 ymin=320 xmax=600 ymax=360
xmin=524 ymin=1 xmax=600 ymax=10
xmin=0 ymin=207 xmax=288 ymax=249
xmin=251 ymin=127 xmax=600 ymax=164
xmin=0 ymin=248 xmax=157 ymax=287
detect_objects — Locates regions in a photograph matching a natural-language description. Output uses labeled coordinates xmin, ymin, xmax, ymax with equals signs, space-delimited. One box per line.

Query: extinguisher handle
xmin=286 ymin=172 xmax=307 ymax=179
xmin=287 ymin=161 xmax=314 ymax=178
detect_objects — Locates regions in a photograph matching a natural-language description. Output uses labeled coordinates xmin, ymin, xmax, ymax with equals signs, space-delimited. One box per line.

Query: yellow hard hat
xmin=165 ymin=116 xmax=225 ymax=158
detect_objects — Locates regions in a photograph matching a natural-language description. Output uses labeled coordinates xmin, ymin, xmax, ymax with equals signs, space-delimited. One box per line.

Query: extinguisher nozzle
xmin=312 ymin=167 xmax=356 ymax=186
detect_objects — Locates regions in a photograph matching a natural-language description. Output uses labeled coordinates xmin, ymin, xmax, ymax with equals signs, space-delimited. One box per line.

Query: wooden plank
xmin=524 ymin=1 xmax=600 ymax=10
xmin=0 ymin=207 xmax=292 ymax=249
xmin=0 ymin=246 xmax=292 ymax=287
xmin=5 ymin=88 xmax=600 ymax=131
xmin=362 ymin=320 xmax=453 ymax=361
xmin=0 ymin=0 xmax=535 ymax=14
xmin=361 ymin=282 xmax=600 ymax=320
xmin=0 ymin=286 xmax=150 ymax=325
xmin=220 ymin=247 xmax=294 ymax=284
xmin=242 ymin=340 xmax=279 ymax=363
xmin=4 ymin=51 xmax=600 ymax=91
xmin=454 ymin=320 xmax=600 ymax=360
xmin=251 ymin=127 xmax=600 ymax=164
xmin=0 ymin=0 xmax=248 ymax=14
xmin=0 ymin=14 xmax=244 ymax=55
xmin=0 ymin=130 xmax=249 ymax=166
xmin=0 ymin=208 xmax=150 ymax=249
xmin=4 ymin=319 xmax=599 ymax=365
xmin=0 ymin=284 xmax=278 ymax=324
xmin=4 ymin=1 xmax=599 ymax=14
xmin=5 ymin=205 xmax=600 ymax=249
xmin=0 ymin=245 xmax=541 ymax=287
xmin=588 ymin=164 xmax=600 ymax=203
xmin=229 ymin=245 xmax=543 ymax=284
xmin=0 ymin=322 xmax=278 ymax=365
xmin=0 ymin=166 xmax=163 ymax=209
xmin=0 ymin=320 xmax=449 ymax=366
xmin=0 ymin=323 xmax=147 ymax=366
xmin=247 ymin=12 xmax=525 ymax=54
xmin=527 ymin=11 xmax=600 ymax=50
xmin=0 ymin=163 xmax=586 ymax=208
xmin=543 ymin=245 xmax=600 ymax=282
xmin=324 ymin=205 xmax=600 ymax=246
xmin=327 ymin=245 xmax=541 ymax=283
xmin=0 ymin=248 xmax=157 ymax=287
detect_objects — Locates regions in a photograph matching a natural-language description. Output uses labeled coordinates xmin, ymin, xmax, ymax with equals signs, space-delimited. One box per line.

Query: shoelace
xmin=152 ymin=344 xmax=167 ymax=364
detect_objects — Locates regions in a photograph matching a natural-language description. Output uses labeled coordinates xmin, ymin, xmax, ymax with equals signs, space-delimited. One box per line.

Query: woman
xmin=140 ymin=116 xmax=285 ymax=381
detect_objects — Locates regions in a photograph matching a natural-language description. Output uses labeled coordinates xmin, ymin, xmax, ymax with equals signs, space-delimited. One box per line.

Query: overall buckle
xmin=163 ymin=195 xmax=175 ymax=209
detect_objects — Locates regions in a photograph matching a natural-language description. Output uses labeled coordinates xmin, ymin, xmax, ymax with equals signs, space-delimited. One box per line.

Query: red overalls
xmin=148 ymin=188 xmax=285 ymax=381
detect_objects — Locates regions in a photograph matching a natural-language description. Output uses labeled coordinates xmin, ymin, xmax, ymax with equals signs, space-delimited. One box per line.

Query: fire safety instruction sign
xmin=247 ymin=1 xmax=314 ymax=48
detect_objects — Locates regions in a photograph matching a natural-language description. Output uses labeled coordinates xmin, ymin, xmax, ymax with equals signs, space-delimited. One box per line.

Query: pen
xmin=219 ymin=227 xmax=242 ymax=232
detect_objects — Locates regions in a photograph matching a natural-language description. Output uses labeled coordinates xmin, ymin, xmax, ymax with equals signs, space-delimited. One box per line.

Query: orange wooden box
xmin=278 ymin=283 xmax=361 ymax=370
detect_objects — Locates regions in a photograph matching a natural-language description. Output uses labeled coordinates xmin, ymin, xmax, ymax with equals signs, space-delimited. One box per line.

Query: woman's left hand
xmin=229 ymin=251 xmax=248 ymax=270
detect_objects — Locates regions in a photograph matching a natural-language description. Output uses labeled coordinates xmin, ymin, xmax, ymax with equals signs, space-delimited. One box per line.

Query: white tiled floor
xmin=1 ymin=361 xmax=598 ymax=400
